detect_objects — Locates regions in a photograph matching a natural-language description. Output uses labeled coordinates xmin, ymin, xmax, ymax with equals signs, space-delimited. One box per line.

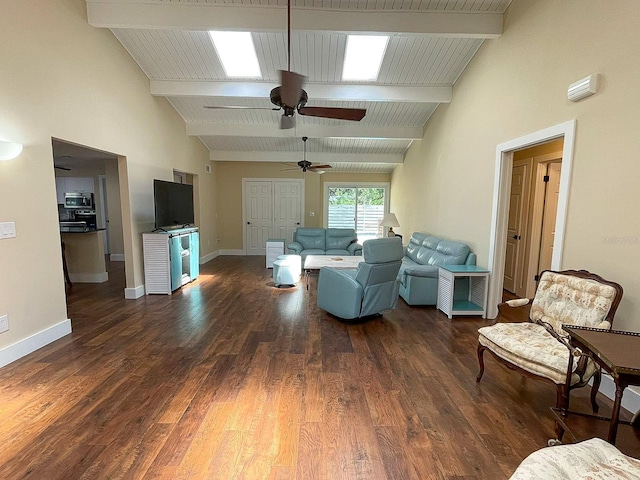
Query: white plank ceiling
xmin=87 ymin=0 xmax=511 ymax=173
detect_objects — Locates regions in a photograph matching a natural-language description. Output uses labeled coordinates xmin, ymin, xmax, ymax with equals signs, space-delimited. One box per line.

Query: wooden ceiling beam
xmin=208 ymin=150 xmax=404 ymax=163
xmin=153 ymin=80 xmax=451 ymax=104
xmin=187 ymin=123 xmax=423 ymax=140
xmin=87 ymin=2 xmax=503 ymax=38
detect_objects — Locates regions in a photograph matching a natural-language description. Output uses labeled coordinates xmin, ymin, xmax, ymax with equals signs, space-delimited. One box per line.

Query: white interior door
xmin=504 ymin=160 xmax=531 ymax=294
xmin=538 ymin=162 xmax=562 ymax=273
xmin=245 ymin=181 xmax=273 ymax=256
xmin=244 ymin=179 xmax=304 ymax=255
xmin=273 ymin=181 xmax=302 ymax=246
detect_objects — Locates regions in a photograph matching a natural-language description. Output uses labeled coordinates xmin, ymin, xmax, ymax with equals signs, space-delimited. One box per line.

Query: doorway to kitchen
xmin=52 ymin=139 xmax=125 ymax=292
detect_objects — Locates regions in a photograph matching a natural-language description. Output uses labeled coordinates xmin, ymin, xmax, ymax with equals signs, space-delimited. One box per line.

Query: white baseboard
xmin=200 ymin=250 xmax=220 ymax=264
xmin=69 ymin=272 xmax=108 ymax=283
xmin=0 ymin=319 xmax=72 ymax=368
xmin=218 ymin=249 xmax=245 ymax=256
xmin=110 ymin=253 xmax=125 ymax=262
xmin=124 ymin=285 xmax=145 ymax=299
xmin=599 ymin=374 xmax=640 ymax=415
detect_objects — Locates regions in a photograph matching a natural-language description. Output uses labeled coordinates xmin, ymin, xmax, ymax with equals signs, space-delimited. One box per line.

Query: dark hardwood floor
xmin=0 ymin=256 xmax=637 ymax=479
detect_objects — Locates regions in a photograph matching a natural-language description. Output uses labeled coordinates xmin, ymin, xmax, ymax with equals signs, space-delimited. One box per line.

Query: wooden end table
xmin=553 ymin=325 xmax=640 ymax=445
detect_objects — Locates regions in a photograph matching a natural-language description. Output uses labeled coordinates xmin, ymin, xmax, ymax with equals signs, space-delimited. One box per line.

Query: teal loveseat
xmin=287 ymin=228 xmax=362 ymax=260
xmin=398 ymin=232 xmax=476 ymax=305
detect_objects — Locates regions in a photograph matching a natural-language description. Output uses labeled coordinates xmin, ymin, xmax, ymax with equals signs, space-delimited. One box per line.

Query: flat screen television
xmin=153 ymin=179 xmax=194 ymax=230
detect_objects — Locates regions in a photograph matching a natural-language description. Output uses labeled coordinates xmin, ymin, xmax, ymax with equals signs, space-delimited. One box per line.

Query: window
xmin=324 ymin=183 xmax=389 ymax=243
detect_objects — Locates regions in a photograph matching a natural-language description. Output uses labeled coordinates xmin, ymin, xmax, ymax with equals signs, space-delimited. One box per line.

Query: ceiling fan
xmin=205 ymin=0 xmax=366 ymax=129
xmin=283 ymin=136 xmax=331 ymax=174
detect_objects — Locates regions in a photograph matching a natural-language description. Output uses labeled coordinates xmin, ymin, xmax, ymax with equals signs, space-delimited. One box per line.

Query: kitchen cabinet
xmin=143 ymin=227 xmax=199 ymax=294
xmin=55 ymin=177 xmax=95 ymax=204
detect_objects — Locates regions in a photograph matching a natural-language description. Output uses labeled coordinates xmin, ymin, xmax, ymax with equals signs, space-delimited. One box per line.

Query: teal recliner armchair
xmin=317 ymin=237 xmax=403 ymax=320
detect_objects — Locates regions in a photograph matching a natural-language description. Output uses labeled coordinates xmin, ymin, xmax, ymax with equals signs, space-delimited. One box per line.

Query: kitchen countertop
xmin=60 ymin=227 xmax=106 ymax=234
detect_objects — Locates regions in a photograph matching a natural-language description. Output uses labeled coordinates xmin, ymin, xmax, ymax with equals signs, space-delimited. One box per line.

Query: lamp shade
xmin=0 ymin=141 xmax=23 ymax=161
xmin=380 ymin=212 xmax=400 ymax=228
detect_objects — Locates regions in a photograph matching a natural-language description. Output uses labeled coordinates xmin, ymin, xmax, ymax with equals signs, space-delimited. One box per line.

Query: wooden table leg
xmin=607 ymin=382 xmax=625 ymax=443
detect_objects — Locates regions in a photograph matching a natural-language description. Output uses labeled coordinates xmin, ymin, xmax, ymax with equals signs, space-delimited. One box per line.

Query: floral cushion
xmin=531 ymin=271 xmax=617 ymax=335
xmin=510 ymin=437 xmax=640 ymax=479
xmin=478 ymin=323 xmax=597 ymax=384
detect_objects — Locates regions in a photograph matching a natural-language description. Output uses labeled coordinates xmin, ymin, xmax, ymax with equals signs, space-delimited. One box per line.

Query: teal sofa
xmin=398 ymin=232 xmax=476 ymax=305
xmin=287 ymin=228 xmax=362 ymax=260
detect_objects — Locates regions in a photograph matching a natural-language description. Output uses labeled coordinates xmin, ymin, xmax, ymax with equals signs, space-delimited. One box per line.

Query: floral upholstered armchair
xmin=510 ymin=437 xmax=640 ymax=479
xmin=476 ymin=270 xmax=623 ymax=412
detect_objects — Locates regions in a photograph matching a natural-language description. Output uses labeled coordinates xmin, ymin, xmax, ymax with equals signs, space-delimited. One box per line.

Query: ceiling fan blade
xmin=308 ymin=164 xmax=332 ymax=170
xmin=54 ymin=166 xmax=71 ymax=171
xmin=280 ymin=114 xmax=296 ymax=129
xmin=279 ymin=70 xmax=306 ymax=108
xmin=204 ymin=105 xmax=279 ymax=111
xmin=298 ymin=106 xmax=366 ymax=121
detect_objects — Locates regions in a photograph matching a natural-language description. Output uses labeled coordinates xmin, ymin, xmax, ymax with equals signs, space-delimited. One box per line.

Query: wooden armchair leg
xmin=555 ymin=385 xmax=567 ymax=411
xmin=476 ymin=343 xmax=486 ymax=382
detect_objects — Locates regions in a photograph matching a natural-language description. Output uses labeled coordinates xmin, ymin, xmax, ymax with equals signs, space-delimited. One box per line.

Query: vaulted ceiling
xmin=86 ymin=0 xmax=511 ymax=173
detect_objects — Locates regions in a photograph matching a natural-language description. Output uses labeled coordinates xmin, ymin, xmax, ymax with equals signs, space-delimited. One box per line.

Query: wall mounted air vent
xmin=568 ymin=74 xmax=599 ymax=102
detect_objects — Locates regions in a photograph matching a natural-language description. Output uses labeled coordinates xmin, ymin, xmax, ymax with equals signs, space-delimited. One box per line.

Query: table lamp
xmin=380 ymin=213 xmax=400 ymax=237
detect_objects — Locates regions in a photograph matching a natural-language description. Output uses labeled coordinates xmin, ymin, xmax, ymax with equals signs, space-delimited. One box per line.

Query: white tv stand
xmin=143 ymin=227 xmax=199 ymax=294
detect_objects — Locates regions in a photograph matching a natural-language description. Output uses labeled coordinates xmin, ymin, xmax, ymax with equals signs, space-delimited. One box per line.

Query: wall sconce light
xmin=380 ymin=212 xmax=400 ymax=237
xmin=0 ymin=141 xmax=24 ymax=161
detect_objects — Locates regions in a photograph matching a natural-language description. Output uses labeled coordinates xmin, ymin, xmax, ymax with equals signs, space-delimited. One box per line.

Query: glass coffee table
xmin=303 ymin=255 xmax=364 ymax=290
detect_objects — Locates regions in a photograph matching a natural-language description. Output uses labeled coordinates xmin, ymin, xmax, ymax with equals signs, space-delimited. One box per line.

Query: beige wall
xmin=215 ymin=162 xmax=390 ymax=250
xmin=391 ymin=0 xmax=640 ymax=331
xmin=0 ymin=0 xmax=215 ymax=354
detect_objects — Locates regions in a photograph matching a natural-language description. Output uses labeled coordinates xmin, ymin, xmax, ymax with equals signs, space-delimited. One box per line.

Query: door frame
xmin=241 ymin=178 xmax=305 ymax=255
xmin=487 ymin=120 xmax=576 ymax=319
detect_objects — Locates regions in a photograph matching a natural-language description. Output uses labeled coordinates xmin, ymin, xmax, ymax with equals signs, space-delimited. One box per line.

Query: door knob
xmin=247 ymin=221 xmax=251 ymax=225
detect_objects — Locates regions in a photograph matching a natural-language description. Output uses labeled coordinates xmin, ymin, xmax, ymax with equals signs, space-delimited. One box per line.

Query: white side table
xmin=265 ymin=238 xmax=285 ymax=268
xmin=437 ymin=265 xmax=490 ymax=319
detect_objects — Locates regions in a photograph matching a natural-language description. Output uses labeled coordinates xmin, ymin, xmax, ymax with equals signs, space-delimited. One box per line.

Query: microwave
xmin=64 ymin=192 xmax=94 ymax=209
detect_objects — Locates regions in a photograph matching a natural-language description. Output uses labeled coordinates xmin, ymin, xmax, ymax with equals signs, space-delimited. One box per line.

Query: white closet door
xmin=245 ymin=181 xmax=273 ymax=256
xmin=243 ymin=179 xmax=304 ymax=255
xmin=273 ymin=181 xmax=302 ymax=246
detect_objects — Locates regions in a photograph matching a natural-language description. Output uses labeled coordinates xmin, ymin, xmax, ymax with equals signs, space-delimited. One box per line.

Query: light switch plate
xmin=0 ymin=315 xmax=8 ymax=333
xmin=0 ymin=222 xmax=16 ymax=239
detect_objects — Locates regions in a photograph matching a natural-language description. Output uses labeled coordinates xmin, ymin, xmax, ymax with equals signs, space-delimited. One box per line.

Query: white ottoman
xmin=273 ymin=255 xmax=301 ymax=287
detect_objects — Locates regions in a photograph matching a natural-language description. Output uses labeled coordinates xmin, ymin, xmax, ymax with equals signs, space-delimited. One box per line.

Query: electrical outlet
xmin=0 ymin=315 xmax=8 ymax=334
xmin=309 ymin=211 xmax=315 ymax=217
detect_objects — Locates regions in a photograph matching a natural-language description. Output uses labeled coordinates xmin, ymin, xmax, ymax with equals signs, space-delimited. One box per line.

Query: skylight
xmin=342 ymin=35 xmax=389 ymax=81
xmin=209 ymin=31 xmax=262 ymax=78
